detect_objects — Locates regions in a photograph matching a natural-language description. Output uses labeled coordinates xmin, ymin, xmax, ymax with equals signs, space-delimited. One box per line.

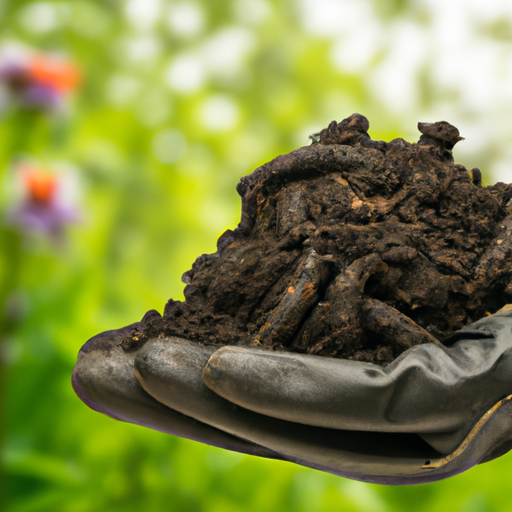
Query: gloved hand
xmin=72 ymin=306 xmax=512 ymax=485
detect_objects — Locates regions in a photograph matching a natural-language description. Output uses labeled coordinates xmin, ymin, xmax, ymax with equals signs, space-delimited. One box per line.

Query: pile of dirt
xmin=126 ymin=114 xmax=512 ymax=364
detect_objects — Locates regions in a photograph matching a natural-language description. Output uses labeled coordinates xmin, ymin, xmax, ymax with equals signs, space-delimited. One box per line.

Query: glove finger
xmin=203 ymin=326 xmax=512 ymax=441
xmin=73 ymin=329 xmax=280 ymax=459
xmin=203 ymin=345 xmax=463 ymax=433
xmin=204 ymin=345 xmax=395 ymax=431
xmin=133 ymin=337 xmax=446 ymax=484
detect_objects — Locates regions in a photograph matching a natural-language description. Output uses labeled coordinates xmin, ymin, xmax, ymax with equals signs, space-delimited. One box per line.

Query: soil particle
xmin=125 ymin=114 xmax=512 ymax=365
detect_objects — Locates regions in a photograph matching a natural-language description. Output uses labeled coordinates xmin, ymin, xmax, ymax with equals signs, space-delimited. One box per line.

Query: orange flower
xmin=9 ymin=161 xmax=81 ymax=240
xmin=28 ymin=54 xmax=81 ymax=92
xmin=0 ymin=43 xmax=81 ymax=112
xmin=21 ymin=166 xmax=58 ymax=204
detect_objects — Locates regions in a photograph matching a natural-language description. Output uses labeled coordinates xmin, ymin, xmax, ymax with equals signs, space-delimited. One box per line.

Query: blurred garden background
xmin=2 ymin=0 xmax=512 ymax=511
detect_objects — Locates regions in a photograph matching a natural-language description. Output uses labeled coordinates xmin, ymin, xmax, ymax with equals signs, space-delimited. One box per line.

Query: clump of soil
xmin=127 ymin=114 xmax=512 ymax=365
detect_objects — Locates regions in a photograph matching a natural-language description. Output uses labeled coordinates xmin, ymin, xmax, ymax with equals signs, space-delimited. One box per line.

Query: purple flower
xmin=7 ymin=163 xmax=81 ymax=241
xmin=0 ymin=43 xmax=80 ymax=113
xmin=20 ymin=83 xmax=62 ymax=110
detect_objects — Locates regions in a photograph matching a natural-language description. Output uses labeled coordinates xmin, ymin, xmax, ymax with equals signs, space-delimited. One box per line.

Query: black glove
xmin=73 ymin=307 xmax=512 ymax=485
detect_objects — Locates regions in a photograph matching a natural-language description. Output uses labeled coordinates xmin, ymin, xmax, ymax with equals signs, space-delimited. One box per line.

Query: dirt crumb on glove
xmin=128 ymin=114 xmax=512 ymax=365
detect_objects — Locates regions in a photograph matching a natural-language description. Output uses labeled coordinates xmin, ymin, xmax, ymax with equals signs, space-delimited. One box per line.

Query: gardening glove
xmin=73 ymin=307 xmax=512 ymax=485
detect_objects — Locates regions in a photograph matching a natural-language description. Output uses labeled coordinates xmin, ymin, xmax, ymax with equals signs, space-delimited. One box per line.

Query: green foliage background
xmin=2 ymin=0 xmax=512 ymax=511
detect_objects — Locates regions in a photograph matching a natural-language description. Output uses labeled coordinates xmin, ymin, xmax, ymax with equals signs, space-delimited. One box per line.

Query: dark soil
xmin=126 ymin=114 xmax=512 ymax=365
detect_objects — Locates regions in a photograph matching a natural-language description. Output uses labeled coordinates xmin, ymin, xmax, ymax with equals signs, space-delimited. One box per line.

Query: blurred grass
xmin=2 ymin=1 xmax=512 ymax=511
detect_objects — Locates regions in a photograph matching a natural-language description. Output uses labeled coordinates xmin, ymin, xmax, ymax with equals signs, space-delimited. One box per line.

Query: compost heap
xmin=127 ymin=114 xmax=512 ymax=365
